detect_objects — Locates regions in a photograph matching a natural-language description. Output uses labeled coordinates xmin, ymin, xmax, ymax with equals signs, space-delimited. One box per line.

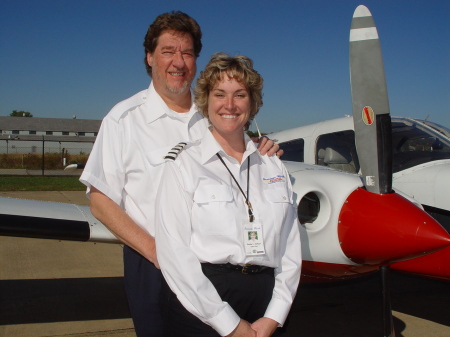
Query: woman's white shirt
xmin=155 ymin=129 xmax=301 ymax=336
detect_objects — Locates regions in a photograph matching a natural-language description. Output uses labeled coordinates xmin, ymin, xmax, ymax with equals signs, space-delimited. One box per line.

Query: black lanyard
xmin=216 ymin=153 xmax=254 ymax=222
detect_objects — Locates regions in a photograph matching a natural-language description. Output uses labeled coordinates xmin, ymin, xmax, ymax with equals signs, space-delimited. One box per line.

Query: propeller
xmin=349 ymin=5 xmax=395 ymax=336
xmin=350 ymin=5 xmax=392 ymax=195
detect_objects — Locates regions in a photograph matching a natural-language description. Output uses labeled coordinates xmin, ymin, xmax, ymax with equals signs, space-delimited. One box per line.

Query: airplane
xmin=0 ymin=5 xmax=449 ymax=336
xmin=270 ymin=112 xmax=450 ymax=284
xmin=270 ymin=114 xmax=450 ymax=284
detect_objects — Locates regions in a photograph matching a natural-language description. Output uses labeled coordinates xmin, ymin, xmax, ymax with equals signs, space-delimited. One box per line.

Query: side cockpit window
xmin=392 ymin=119 xmax=450 ymax=172
xmin=278 ymin=139 xmax=305 ymax=162
xmin=315 ymin=130 xmax=360 ymax=174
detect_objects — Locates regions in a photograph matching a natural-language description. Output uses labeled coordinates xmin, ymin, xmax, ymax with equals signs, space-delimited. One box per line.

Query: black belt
xmin=202 ymin=263 xmax=273 ymax=275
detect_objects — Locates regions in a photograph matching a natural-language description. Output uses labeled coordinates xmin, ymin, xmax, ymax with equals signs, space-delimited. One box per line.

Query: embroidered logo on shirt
xmin=263 ymin=175 xmax=286 ymax=184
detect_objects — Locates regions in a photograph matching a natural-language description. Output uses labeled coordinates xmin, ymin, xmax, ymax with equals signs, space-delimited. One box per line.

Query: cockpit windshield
xmin=392 ymin=118 xmax=450 ymax=173
xmin=418 ymin=120 xmax=450 ymax=138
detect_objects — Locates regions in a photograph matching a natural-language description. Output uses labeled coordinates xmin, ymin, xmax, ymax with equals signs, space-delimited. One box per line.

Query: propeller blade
xmin=380 ymin=266 xmax=396 ymax=337
xmin=350 ymin=5 xmax=392 ymax=194
xmin=350 ymin=7 xmax=396 ymax=336
xmin=64 ymin=163 xmax=85 ymax=172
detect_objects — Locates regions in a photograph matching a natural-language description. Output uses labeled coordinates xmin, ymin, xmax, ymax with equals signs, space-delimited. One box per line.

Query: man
xmin=80 ymin=11 xmax=279 ymax=337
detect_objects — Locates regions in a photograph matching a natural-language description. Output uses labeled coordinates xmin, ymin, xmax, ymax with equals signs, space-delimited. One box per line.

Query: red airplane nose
xmin=338 ymin=188 xmax=450 ymax=265
xmin=391 ymin=246 xmax=450 ymax=281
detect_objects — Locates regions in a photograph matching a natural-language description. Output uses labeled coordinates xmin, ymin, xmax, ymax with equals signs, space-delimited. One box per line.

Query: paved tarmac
xmin=1 ymin=191 xmax=449 ymax=337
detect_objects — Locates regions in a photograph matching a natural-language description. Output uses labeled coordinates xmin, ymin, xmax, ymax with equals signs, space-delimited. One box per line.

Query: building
xmin=0 ymin=116 xmax=101 ymax=155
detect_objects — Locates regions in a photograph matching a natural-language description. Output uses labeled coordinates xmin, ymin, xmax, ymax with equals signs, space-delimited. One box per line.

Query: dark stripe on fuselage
xmin=0 ymin=214 xmax=90 ymax=241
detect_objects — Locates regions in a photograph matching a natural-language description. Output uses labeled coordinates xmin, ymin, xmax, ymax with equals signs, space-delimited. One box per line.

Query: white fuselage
xmin=271 ymin=116 xmax=450 ymax=213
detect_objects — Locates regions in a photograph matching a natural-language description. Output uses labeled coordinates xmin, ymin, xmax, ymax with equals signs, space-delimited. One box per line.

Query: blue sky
xmin=1 ymin=0 xmax=448 ymax=133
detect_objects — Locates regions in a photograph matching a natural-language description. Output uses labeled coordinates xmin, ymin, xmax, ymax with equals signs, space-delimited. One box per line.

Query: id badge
xmin=242 ymin=220 xmax=265 ymax=256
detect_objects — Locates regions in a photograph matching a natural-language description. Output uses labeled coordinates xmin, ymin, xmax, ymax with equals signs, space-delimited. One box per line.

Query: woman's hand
xmin=255 ymin=136 xmax=283 ymax=157
xmin=226 ymin=319 xmax=257 ymax=337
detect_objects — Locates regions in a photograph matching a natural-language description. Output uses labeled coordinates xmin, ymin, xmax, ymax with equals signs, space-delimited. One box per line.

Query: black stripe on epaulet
xmin=164 ymin=142 xmax=188 ymax=161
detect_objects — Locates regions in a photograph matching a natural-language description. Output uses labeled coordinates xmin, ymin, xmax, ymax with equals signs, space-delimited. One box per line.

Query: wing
xmin=0 ymin=196 xmax=118 ymax=243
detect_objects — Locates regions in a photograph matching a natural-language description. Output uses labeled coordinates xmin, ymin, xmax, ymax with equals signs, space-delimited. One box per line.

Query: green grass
xmin=0 ymin=176 xmax=86 ymax=191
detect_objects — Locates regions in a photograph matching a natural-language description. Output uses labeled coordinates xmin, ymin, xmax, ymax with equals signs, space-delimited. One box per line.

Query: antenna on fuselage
xmin=253 ymin=118 xmax=262 ymax=138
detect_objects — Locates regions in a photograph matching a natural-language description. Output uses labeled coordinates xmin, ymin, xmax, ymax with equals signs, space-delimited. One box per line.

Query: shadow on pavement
xmin=1 ymin=271 xmax=449 ymax=337
xmin=0 ymin=277 xmax=130 ymax=325
xmin=283 ymin=271 xmax=449 ymax=336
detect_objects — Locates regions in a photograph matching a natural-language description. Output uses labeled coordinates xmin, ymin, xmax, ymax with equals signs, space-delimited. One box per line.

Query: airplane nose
xmin=338 ymin=187 xmax=450 ymax=265
xmin=415 ymin=218 xmax=450 ymax=254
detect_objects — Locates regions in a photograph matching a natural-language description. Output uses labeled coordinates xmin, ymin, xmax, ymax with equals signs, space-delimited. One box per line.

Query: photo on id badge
xmin=243 ymin=221 xmax=265 ymax=256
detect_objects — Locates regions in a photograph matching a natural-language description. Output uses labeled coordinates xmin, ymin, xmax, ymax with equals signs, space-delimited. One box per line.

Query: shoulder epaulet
xmin=164 ymin=142 xmax=188 ymax=161
xmin=106 ymin=89 xmax=146 ymax=122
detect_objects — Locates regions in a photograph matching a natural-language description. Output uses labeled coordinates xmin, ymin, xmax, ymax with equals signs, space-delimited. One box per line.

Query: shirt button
xmin=211 ymin=195 xmax=216 ymax=199
xmin=283 ymin=196 xmax=287 ymax=200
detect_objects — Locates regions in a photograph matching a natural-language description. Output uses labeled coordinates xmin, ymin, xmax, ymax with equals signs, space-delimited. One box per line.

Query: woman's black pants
xmin=160 ymin=263 xmax=276 ymax=337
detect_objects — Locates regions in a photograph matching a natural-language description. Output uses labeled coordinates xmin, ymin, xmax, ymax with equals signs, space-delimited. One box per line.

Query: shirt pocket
xmin=193 ymin=184 xmax=236 ymax=236
xmin=263 ymin=186 xmax=291 ymax=234
xmin=144 ymin=146 xmax=172 ymax=167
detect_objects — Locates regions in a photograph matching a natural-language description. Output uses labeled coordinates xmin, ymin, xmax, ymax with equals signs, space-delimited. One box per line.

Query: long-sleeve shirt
xmin=155 ymin=129 xmax=301 ymax=336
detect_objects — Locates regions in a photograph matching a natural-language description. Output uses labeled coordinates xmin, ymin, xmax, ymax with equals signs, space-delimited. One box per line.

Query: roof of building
xmin=0 ymin=116 xmax=101 ymax=132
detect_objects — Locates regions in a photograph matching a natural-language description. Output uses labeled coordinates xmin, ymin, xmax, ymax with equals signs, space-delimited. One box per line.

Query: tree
xmin=9 ymin=110 xmax=33 ymax=117
xmin=246 ymin=130 xmax=267 ymax=138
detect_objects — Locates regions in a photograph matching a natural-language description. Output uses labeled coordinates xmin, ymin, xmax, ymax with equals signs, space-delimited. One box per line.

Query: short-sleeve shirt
xmin=79 ymin=82 xmax=208 ymax=235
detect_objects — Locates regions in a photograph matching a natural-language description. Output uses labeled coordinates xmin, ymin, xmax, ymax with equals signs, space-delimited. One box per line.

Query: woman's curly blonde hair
xmin=194 ymin=53 xmax=263 ymax=131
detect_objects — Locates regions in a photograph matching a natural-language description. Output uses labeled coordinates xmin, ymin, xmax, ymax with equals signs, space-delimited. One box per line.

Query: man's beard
xmin=165 ymin=80 xmax=190 ymax=94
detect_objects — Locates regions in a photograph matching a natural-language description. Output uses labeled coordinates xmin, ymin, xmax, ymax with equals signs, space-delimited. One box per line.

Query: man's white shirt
xmin=155 ymin=129 xmax=301 ymax=336
xmin=80 ymin=81 xmax=208 ymax=236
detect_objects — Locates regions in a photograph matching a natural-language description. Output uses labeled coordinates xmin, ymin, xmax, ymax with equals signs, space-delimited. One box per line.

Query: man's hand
xmin=90 ymin=186 xmax=160 ymax=269
xmin=251 ymin=317 xmax=278 ymax=337
xmin=226 ymin=319 xmax=257 ymax=337
xmin=147 ymin=235 xmax=160 ymax=269
xmin=255 ymin=136 xmax=283 ymax=157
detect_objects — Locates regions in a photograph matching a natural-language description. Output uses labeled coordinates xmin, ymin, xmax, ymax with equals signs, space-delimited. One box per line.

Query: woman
xmin=155 ymin=53 xmax=301 ymax=337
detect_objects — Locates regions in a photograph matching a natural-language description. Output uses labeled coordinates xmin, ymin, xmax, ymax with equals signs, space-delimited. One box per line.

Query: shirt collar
xmin=144 ymin=81 xmax=197 ymax=124
xmin=199 ymin=128 xmax=264 ymax=165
